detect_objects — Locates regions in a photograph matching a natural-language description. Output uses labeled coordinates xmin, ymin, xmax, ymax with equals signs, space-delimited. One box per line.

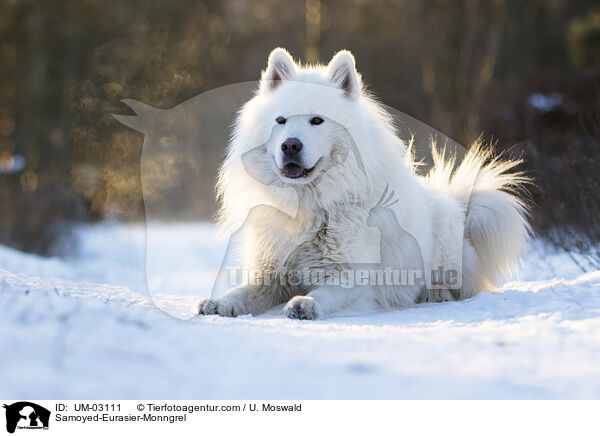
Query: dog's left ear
xmin=327 ymin=50 xmax=362 ymax=97
xmin=261 ymin=48 xmax=298 ymax=90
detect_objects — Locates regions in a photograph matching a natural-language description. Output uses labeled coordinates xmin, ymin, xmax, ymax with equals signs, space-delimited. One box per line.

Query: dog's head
xmin=260 ymin=49 xmax=363 ymax=185
xmin=234 ymin=48 xmax=371 ymax=188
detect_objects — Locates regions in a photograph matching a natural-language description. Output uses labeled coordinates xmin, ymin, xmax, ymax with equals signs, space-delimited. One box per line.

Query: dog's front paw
xmin=284 ymin=296 xmax=322 ymax=320
xmin=197 ymin=298 xmax=217 ymax=315
xmin=197 ymin=297 xmax=245 ymax=317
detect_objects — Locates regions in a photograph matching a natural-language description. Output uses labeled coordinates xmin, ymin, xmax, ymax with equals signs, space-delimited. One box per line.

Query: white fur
xmin=198 ymin=48 xmax=531 ymax=319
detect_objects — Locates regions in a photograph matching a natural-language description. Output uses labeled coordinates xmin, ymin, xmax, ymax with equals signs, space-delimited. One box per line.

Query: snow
xmin=1 ymin=222 xmax=600 ymax=399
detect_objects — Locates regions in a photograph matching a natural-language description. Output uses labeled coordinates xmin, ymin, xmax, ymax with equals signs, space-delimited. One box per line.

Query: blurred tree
xmin=569 ymin=8 xmax=600 ymax=69
xmin=306 ymin=0 xmax=321 ymax=63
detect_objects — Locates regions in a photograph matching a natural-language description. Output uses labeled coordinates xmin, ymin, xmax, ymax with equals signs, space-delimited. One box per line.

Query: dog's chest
xmin=247 ymin=206 xmax=379 ymax=273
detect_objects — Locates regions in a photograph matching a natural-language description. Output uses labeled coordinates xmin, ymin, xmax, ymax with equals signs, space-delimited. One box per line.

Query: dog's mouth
xmin=280 ymin=160 xmax=320 ymax=179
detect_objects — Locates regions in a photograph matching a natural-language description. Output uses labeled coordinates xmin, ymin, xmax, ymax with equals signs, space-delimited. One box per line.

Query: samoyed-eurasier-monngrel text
xmin=197 ymin=48 xmax=530 ymax=319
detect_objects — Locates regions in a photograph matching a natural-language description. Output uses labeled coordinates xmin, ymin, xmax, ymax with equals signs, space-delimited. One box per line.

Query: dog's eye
xmin=310 ymin=116 xmax=324 ymax=125
xmin=276 ymin=116 xmax=286 ymax=125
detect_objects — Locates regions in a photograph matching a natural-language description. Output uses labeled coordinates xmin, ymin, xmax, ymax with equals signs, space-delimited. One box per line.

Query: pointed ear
xmin=327 ymin=50 xmax=362 ymax=97
xmin=261 ymin=48 xmax=297 ymax=90
xmin=113 ymin=99 xmax=158 ymax=133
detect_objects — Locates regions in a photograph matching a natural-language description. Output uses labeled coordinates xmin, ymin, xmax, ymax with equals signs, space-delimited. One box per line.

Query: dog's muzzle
xmin=279 ymin=137 xmax=318 ymax=179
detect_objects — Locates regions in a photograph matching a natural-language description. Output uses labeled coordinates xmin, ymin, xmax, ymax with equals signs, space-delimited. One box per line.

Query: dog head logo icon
xmin=3 ymin=402 xmax=50 ymax=434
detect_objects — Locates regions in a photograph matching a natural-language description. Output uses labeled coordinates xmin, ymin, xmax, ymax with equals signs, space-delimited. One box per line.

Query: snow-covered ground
xmin=1 ymin=222 xmax=600 ymax=399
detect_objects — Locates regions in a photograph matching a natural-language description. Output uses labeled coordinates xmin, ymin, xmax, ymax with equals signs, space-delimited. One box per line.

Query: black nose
xmin=281 ymin=138 xmax=303 ymax=155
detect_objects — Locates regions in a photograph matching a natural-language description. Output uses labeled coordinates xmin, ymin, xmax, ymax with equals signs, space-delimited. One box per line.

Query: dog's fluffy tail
xmin=424 ymin=140 xmax=532 ymax=287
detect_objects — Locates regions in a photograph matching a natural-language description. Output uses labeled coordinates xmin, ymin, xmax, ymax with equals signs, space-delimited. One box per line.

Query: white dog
xmin=198 ymin=48 xmax=530 ymax=319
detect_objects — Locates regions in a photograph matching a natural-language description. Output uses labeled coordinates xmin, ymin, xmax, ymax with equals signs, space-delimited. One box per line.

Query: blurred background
xmin=0 ymin=0 xmax=599 ymax=267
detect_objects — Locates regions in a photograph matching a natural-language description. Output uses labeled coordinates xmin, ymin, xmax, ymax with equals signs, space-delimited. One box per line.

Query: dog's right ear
xmin=261 ymin=48 xmax=297 ymax=90
xmin=327 ymin=50 xmax=362 ymax=98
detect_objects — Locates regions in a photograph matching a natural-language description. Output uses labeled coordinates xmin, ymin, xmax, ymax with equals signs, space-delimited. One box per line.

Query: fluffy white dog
xmin=198 ymin=48 xmax=530 ymax=319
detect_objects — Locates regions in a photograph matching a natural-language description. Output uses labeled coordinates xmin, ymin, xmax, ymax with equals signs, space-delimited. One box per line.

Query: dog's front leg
xmin=197 ymin=285 xmax=279 ymax=317
xmin=284 ymin=286 xmax=368 ymax=320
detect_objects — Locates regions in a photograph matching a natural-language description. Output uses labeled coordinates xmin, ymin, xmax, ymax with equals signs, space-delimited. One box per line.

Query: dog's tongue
xmin=283 ymin=163 xmax=304 ymax=178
